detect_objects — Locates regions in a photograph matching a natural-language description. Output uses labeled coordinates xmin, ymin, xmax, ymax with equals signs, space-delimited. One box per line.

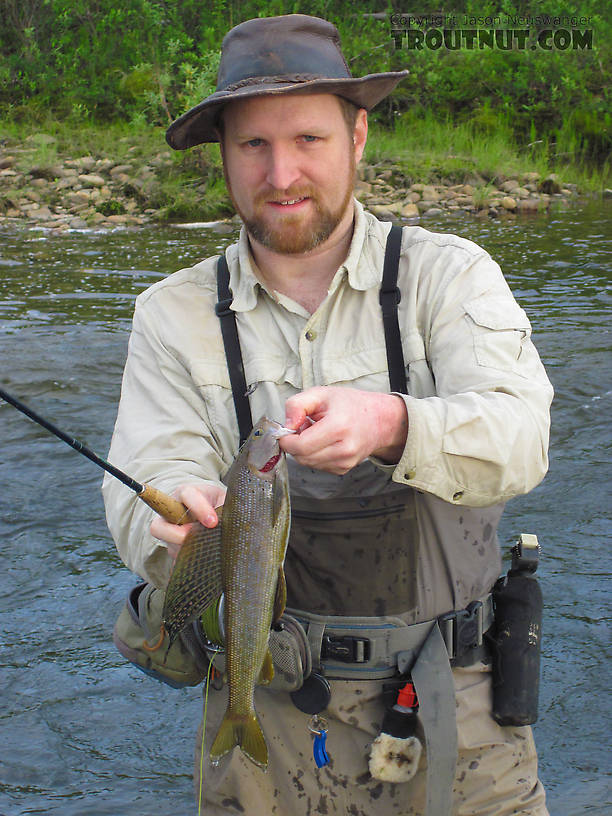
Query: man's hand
xmin=279 ymin=386 xmax=408 ymax=475
xmin=150 ymin=483 xmax=226 ymax=560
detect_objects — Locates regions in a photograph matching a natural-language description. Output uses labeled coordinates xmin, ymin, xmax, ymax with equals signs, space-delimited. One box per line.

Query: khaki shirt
xmin=103 ymin=201 xmax=553 ymax=588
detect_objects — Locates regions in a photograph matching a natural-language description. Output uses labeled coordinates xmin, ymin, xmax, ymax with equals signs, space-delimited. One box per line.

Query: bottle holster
xmin=488 ymin=534 xmax=543 ymax=726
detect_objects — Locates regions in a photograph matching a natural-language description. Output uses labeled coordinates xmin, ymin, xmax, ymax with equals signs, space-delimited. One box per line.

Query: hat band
xmin=222 ymin=73 xmax=341 ymax=93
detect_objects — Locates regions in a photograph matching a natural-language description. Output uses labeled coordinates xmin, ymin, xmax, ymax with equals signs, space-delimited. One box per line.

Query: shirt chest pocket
xmin=190 ymin=355 xmax=299 ymax=432
xmin=319 ymin=343 xmax=390 ymax=390
xmin=464 ymin=295 xmax=532 ymax=374
xmin=318 ymin=328 xmax=429 ymax=395
xmin=190 ymin=354 xmax=301 ymax=392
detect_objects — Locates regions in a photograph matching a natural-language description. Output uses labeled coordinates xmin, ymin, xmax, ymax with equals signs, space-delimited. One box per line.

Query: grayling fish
xmin=163 ymin=416 xmax=292 ymax=769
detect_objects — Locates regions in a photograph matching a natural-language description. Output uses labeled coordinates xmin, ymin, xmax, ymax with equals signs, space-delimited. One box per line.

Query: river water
xmin=0 ymin=201 xmax=610 ymax=815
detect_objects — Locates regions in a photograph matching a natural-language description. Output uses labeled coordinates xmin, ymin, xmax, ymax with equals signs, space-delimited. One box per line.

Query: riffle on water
xmin=0 ymin=204 xmax=610 ymax=815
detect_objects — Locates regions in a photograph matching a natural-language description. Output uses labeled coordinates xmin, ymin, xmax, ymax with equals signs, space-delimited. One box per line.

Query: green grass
xmin=0 ymin=114 xmax=234 ymax=220
xmin=366 ymin=109 xmax=609 ymax=192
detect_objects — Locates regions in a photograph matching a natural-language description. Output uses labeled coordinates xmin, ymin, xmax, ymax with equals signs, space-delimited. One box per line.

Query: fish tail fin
xmin=210 ymin=710 xmax=268 ymax=770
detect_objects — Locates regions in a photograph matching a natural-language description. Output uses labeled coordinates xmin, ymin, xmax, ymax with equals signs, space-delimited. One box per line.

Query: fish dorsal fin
xmin=162 ymin=521 xmax=223 ymax=644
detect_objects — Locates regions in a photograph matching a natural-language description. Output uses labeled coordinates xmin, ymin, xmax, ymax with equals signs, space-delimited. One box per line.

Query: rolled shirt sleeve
xmin=102 ymin=270 xmax=230 ymax=587
xmin=389 ymin=241 xmax=553 ymax=506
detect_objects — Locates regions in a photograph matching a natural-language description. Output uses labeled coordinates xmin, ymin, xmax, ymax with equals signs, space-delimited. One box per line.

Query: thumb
xmin=284 ymin=387 xmax=327 ymax=430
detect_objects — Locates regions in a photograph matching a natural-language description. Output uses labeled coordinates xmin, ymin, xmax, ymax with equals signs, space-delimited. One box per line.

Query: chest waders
xmin=108 ymin=228 xmax=543 ymax=807
xmin=216 ymin=227 xmax=464 ymax=814
xmin=214 ymin=227 xmax=542 ymax=813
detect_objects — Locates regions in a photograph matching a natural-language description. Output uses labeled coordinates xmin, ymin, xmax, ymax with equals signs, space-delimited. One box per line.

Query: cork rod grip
xmin=138 ymin=484 xmax=196 ymax=525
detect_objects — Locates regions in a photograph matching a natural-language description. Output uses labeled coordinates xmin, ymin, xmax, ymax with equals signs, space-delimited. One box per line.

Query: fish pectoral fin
xmin=257 ymin=648 xmax=274 ymax=686
xmin=271 ymin=462 xmax=290 ymax=527
xmin=272 ymin=565 xmax=286 ymax=625
xmin=210 ymin=711 xmax=268 ymax=770
xmin=162 ymin=521 xmax=223 ymax=644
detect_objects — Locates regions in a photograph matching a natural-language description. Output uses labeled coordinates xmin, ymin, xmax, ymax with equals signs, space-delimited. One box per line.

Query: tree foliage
xmin=0 ymin=0 xmax=609 ymax=162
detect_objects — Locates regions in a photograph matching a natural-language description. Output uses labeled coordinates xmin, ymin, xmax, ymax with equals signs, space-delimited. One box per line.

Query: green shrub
xmin=0 ymin=1 xmax=608 ymax=167
xmin=96 ymin=200 xmax=127 ymax=216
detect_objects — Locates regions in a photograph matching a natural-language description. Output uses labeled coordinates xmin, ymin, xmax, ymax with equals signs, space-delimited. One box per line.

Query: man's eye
xmin=302 ymin=135 xmax=318 ymax=143
xmin=246 ymin=138 xmax=263 ymax=147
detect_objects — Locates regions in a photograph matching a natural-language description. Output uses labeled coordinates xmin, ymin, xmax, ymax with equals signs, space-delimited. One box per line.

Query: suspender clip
xmin=215 ymin=297 xmax=234 ymax=317
xmin=379 ymin=285 xmax=402 ymax=313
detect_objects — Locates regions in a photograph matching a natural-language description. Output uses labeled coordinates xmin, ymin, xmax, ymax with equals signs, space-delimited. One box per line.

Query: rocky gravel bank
xmin=356 ymin=164 xmax=582 ymax=220
xmin=0 ymin=134 xmax=589 ymax=233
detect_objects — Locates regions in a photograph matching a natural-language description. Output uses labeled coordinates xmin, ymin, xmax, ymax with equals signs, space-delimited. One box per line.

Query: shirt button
xmin=305 ymin=330 xmax=317 ymax=341
xmin=452 ymin=490 xmax=464 ymax=502
xmin=404 ymin=470 xmax=416 ymax=480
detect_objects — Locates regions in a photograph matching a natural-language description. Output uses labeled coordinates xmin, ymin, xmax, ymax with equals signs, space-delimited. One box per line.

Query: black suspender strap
xmin=379 ymin=225 xmax=408 ymax=394
xmin=215 ymin=253 xmax=253 ymax=446
xmin=215 ymin=227 xmax=406 ymax=444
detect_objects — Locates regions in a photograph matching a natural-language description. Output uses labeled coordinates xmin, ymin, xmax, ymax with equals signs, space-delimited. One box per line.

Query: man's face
xmin=219 ymin=94 xmax=367 ymax=255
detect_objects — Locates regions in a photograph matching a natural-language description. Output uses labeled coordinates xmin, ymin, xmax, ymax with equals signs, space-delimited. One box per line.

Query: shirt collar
xmin=225 ymin=199 xmax=390 ymax=312
xmin=341 ymin=199 xmax=389 ymax=291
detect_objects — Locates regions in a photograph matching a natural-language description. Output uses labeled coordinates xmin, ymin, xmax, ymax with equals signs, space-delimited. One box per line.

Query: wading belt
xmin=287 ymin=597 xmax=493 ymax=816
xmin=215 ymin=224 xmax=406 ymax=444
xmin=288 ymin=595 xmax=494 ymax=681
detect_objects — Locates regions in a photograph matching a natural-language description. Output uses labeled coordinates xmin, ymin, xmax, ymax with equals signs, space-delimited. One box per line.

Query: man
xmin=104 ymin=14 xmax=553 ymax=816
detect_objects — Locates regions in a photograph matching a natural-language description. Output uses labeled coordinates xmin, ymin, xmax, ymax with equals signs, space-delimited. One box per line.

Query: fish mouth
xmin=259 ymin=453 xmax=281 ymax=473
xmin=247 ymin=418 xmax=294 ymax=471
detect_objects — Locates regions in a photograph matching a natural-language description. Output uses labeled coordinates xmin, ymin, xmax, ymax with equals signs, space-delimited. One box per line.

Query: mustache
xmin=254 ymin=187 xmax=317 ymax=206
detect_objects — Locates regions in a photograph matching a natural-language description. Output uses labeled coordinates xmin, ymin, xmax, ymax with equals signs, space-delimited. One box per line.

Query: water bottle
xmin=490 ymin=534 xmax=543 ymax=726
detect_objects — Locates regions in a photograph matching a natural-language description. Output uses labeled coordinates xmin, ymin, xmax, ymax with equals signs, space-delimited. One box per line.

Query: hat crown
xmin=217 ymin=14 xmax=352 ymax=91
xmin=165 ymin=13 xmax=408 ymax=149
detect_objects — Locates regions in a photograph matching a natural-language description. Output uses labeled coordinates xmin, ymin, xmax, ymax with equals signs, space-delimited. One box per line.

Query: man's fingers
xmin=149 ymin=483 xmax=226 ymax=553
xmin=175 ymin=484 xmax=221 ymax=527
xmin=280 ymin=415 xmax=339 ymax=456
xmin=284 ymin=387 xmax=327 ymax=430
xmin=286 ymin=437 xmax=359 ymax=474
xmin=281 ymin=386 xmax=407 ymax=474
xmin=150 ymin=516 xmax=195 ymax=547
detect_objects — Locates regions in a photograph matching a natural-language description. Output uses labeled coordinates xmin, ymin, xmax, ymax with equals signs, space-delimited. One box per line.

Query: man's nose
xmin=265 ymin=144 xmax=301 ymax=191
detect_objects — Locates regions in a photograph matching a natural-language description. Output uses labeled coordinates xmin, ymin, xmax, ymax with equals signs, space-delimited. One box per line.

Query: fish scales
xmin=163 ymin=417 xmax=291 ymax=770
xmin=211 ymin=418 xmax=290 ymax=768
xmin=162 ymin=524 xmax=222 ymax=643
xmin=222 ymin=458 xmax=286 ymax=725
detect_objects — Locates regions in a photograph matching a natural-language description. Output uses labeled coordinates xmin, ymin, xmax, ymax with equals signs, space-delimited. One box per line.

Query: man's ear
xmin=353 ymin=108 xmax=368 ymax=164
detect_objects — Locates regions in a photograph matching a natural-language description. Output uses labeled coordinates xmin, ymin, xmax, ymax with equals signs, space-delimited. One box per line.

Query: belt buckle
xmin=440 ymin=601 xmax=483 ymax=661
xmin=321 ymin=634 xmax=370 ymax=663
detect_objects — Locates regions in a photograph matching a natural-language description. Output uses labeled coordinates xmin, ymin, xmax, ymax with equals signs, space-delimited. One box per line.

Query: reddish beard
xmin=225 ymin=161 xmax=356 ymax=255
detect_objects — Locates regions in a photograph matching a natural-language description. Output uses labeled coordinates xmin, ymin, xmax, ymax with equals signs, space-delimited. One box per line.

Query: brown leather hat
xmin=166 ymin=14 xmax=408 ymax=150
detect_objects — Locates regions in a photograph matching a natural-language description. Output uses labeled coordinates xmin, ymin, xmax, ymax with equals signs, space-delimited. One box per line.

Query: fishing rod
xmin=0 ymin=385 xmax=194 ymax=525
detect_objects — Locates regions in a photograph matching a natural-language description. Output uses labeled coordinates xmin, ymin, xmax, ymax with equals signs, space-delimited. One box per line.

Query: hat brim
xmin=166 ymin=71 xmax=408 ymax=150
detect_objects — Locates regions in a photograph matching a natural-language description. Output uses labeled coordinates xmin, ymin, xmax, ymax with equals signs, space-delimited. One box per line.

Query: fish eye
xmin=253 ymin=429 xmax=263 ymax=437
